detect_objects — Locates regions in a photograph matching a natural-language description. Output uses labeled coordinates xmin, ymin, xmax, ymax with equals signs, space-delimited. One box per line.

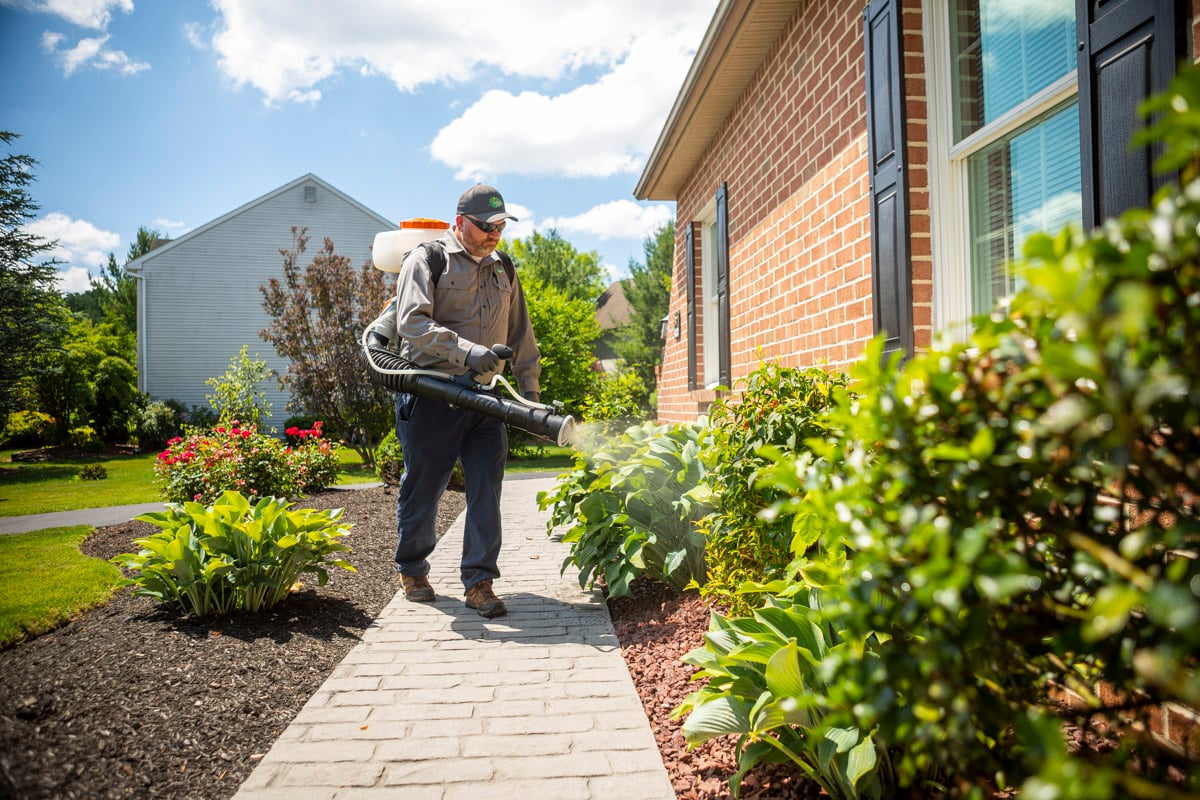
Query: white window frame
xmin=924 ymin=0 xmax=1079 ymax=340
xmin=697 ymin=198 xmax=720 ymax=389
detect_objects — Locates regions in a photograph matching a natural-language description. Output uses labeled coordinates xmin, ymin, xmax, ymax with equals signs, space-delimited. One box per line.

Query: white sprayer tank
xmin=372 ymin=218 xmax=451 ymax=272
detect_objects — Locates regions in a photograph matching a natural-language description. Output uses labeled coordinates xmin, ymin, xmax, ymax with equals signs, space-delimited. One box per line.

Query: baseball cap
xmin=457 ymin=184 xmax=518 ymax=224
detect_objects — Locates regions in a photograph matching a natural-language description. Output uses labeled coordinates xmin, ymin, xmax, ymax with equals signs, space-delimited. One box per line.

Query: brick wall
xmin=657 ymin=0 xmax=930 ymax=424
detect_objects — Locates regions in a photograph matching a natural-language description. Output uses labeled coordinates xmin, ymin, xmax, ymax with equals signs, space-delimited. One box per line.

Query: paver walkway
xmin=232 ymin=474 xmax=675 ymax=800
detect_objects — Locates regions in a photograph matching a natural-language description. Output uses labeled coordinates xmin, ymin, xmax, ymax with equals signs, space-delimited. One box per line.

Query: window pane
xmin=968 ymin=102 xmax=1081 ymax=314
xmin=953 ymin=0 xmax=1075 ymax=141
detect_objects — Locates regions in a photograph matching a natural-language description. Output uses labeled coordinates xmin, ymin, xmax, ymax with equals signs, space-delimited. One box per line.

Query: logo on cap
xmin=489 ymin=196 xmax=502 ymax=209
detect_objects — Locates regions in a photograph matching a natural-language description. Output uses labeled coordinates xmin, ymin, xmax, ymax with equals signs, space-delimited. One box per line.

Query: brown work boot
xmin=464 ymin=579 xmax=507 ymax=618
xmin=401 ymin=573 xmax=435 ymax=602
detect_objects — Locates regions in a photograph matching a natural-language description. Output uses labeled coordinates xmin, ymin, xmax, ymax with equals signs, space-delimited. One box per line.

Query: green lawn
xmin=0 ymin=525 xmax=124 ymax=648
xmin=0 ymin=443 xmax=573 ymax=517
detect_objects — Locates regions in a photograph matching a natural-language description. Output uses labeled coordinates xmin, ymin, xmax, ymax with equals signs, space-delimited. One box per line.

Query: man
xmin=389 ymin=184 xmax=541 ymax=618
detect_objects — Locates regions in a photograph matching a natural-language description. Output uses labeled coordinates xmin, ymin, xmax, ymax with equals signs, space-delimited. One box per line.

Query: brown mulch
xmin=0 ymin=484 xmax=813 ymax=800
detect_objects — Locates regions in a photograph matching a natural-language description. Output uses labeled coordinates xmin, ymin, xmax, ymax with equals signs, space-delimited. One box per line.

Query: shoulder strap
xmin=423 ymin=240 xmax=449 ymax=288
xmin=425 ymin=239 xmax=515 ymax=287
xmin=495 ymin=250 xmax=516 ymax=284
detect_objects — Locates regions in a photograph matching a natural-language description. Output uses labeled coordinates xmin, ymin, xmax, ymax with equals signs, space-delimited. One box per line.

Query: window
xmin=699 ymin=207 xmax=720 ymax=388
xmin=927 ymin=0 xmax=1082 ymax=328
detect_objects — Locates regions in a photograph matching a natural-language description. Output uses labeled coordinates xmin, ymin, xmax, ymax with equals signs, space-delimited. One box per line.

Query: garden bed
xmin=0 ymin=484 xmax=811 ymax=799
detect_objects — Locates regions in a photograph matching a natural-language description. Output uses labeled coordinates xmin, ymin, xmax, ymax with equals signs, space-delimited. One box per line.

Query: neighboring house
xmin=637 ymin=0 xmax=1197 ymax=424
xmin=126 ymin=173 xmax=394 ymax=428
xmin=594 ymin=279 xmax=632 ymax=372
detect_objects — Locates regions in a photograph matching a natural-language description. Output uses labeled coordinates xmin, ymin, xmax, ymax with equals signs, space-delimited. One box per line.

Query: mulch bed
xmin=0 ymin=484 xmax=815 ymax=799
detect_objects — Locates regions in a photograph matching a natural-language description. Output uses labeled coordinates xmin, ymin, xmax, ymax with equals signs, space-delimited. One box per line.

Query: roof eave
xmin=634 ymin=0 xmax=804 ymax=202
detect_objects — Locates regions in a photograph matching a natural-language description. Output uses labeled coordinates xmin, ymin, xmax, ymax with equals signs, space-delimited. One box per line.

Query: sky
xmin=0 ymin=0 xmax=718 ymax=294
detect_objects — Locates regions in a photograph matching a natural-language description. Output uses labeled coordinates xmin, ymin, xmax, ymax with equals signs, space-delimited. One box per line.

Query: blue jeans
xmin=393 ymin=391 xmax=507 ymax=590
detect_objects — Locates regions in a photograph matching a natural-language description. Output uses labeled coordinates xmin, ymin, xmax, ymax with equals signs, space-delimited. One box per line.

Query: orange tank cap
xmin=399 ymin=218 xmax=450 ymax=229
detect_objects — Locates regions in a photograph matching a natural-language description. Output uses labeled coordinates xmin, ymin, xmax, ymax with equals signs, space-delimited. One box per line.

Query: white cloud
xmin=205 ymin=1 xmax=714 ymax=177
xmin=152 ymin=217 xmax=187 ymax=235
xmin=44 ymin=0 xmax=130 ymax=29
xmin=182 ymin=20 xmax=205 ymax=49
xmin=42 ymin=31 xmax=149 ymax=75
xmin=3 ymin=0 xmax=132 ymax=29
xmin=55 ymin=265 xmax=94 ymax=294
xmin=431 ymin=29 xmax=698 ymax=179
xmin=542 ymin=199 xmax=674 ymax=242
xmin=28 ymin=212 xmax=120 ymax=278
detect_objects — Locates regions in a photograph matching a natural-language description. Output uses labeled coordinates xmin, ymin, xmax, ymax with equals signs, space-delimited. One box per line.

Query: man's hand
xmin=466 ymin=344 xmax=501 ymax=374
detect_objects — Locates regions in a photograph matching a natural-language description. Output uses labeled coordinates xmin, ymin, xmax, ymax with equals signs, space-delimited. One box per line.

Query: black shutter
xmin=864 ymin=0 xmax=913 ymax=358
xmin=1077 ymin=0 xmax=1183 ymax=230
xmin=685 ymin=222 xmax=697 ymax=391
xmin=715 ymin=182 xmax=731 ymax=388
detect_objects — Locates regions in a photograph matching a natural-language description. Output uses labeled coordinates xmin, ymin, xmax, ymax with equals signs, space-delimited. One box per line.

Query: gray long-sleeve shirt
xmin=393 ymin=232 xmax=541 ymax=396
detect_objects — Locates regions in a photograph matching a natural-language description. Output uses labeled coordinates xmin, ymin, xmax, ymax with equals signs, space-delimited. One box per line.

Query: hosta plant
xmin=676 ymin=586 xmax=891 ymax=799
xmin=537 ymin=420 xmax=710 ymax=597
xmin=111 ymin=490 xmax=355 ymax=616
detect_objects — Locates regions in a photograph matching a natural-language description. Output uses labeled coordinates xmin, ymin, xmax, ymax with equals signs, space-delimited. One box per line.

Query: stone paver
xmin=232 ymin=474 xmax=674 ymax=800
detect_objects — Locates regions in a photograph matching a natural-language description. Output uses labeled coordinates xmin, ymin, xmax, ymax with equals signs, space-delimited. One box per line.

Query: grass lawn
xmin=0 ymin=443 xmax=573 ymax=517
xmin=0 ymin=525 xmax=124 ymax=648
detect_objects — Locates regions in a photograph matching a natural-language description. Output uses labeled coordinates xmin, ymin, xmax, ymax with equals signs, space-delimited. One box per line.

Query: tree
xmin=260 ymin=227 xmax=393 ymax=466
xmin=520 ymin=275 xmax=601 ymax=415
xmin=507 ymin=229 xmax=606 ymax=304
xmin=206 ymin=344 xmax=272 ymax=427
xmin=27 ymin=316 xmax=139 ymax=444
xmin=0 ymin=131 xmax=69 ymax=420
xmin=88 ymin=224 xmax=160 ymax=337
xmin=614 ymin=221 xmax=674 ymax=394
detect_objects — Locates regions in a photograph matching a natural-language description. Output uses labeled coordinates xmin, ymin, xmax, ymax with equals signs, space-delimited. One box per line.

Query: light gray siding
xmin=129 ymin=174 xmax=393 ymax=430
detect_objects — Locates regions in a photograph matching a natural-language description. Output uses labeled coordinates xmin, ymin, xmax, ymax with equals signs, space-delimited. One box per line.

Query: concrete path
xmin=231 ymin=474 xmax=675 ymax=800
xmin=0 ymin=483 xmax=383 ymax=535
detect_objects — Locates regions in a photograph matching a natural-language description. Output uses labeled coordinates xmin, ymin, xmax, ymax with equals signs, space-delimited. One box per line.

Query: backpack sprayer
xmin=359 ymin=220 xmax=576 ymax=447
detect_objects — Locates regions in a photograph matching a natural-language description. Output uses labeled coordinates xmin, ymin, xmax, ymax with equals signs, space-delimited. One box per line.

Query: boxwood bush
xmin=698 ymin=362 xmax=848 ymax=615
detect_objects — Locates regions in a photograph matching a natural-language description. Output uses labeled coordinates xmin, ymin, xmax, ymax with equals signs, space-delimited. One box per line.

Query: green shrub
xmin=744 ymin=72 xmax=1200 ymax=798
xmin=135 ymin=400 xmax=182 ymax=451
xmin=185 ymin=404 xmax=217 ymax=428
xmin=111 ymin=490 xmax=354 ymax=616
xmin=206 ymin=344 xmax=272 ymax=428
xmin=76 ymin=464 xmax=107 ymax=481
xmin=91 ymin=355 xmax=141 ymax=444
xmin=538 ymin=420 xmax=710 ymax=597
xmin=154 ymin=422 xmax=340 ymax=504
xmin=283 ymin=422 xmax=341 ymax=492
xmin=698 ymin=361 xmax=848 ymax=615
xmin=67 ymin=425 xmax=102 ymax=451
xmin=577 ymin=367 xmax=653 ymax=436
xmin=1 ymin=410 xmax=54 ymax=448
xmin=375 ymin=429 xmax=403 ymax=485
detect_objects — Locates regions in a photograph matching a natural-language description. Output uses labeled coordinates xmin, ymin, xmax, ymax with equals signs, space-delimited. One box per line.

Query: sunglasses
xmin=464 ymin=215 xmax=506 ymax=234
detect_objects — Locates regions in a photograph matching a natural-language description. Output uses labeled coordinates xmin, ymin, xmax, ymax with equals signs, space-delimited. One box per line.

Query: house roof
xmin=634 ymin=0 xmax=804 ymax=201
xmin=126 ymin=173 xmax=394 ymax=273
xmin=596 ymin=279 xmax=631 ymax=330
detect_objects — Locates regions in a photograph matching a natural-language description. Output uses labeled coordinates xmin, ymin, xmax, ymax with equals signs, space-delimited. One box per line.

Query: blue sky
xmin=0 ymin=0 xmax=717 ymax=294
